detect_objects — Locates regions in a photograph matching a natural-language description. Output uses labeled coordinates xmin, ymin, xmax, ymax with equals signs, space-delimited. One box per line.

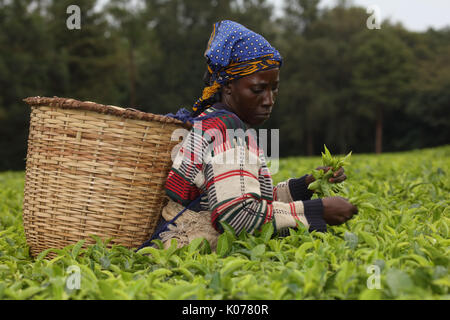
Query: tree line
xmin=0 ymin=0 xmax=449 ymax=171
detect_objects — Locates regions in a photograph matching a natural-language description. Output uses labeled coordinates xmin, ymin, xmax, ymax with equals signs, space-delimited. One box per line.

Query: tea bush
xmin=0 ymin=146 xmax=449 ymax=299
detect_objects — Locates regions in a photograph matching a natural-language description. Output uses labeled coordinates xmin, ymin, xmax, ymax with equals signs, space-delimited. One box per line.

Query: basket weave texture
xmin=22 ymin=97 xmax=190 ymax=257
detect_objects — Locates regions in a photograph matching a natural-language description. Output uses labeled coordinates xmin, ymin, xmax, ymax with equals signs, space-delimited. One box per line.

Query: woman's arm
xmin=204 ymin=147 xmax=326 ymax=236
xmin=199 ymin=115 xmax=327 ymax=236
xmin=273 ymin=176 xmax=313 ymax=203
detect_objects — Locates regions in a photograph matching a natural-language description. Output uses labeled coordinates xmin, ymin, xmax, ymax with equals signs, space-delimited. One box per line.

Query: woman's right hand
xmin=322 ymin=196 xmax=358 ymax=225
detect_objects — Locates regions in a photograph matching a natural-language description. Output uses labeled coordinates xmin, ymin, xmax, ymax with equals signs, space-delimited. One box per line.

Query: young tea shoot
xmin=308 ymin=145 xmax=352 ymax=197
xmin=307 ymin=145 xmax=376 ymax=210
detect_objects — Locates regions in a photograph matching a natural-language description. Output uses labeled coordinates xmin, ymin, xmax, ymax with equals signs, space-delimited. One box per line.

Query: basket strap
xmin=135 ymin=194 xmax=204 ymax=251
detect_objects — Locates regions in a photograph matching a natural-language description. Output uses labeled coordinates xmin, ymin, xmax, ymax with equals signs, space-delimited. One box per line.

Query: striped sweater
xmin=164 ymin=103 xmax=326 ymax=236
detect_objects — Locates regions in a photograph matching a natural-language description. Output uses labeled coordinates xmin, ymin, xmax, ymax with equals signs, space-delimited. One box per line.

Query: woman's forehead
xmin=240 ymin=68 xmax=280 ymax=84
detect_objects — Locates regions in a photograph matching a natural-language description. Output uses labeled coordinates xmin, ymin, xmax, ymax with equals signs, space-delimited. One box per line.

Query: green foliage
xmin=352 ymin=29 xmax=415 ymax=112
xmin=307 ymin=145 xmax=352 ymax=197
xmin=306 ymin=145 xmax=376 ymax=211
xmin=0 ymin=146 xmax=449 ymax=300
xmin=1 ymin=1 xmax=450 ymax=170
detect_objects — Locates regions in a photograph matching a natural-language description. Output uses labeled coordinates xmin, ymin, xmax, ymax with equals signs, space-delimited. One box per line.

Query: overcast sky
xmin=273 ymin=0 xmax=450 ymax=31
xmin=95 ymin=0 xmax=450 ymax=32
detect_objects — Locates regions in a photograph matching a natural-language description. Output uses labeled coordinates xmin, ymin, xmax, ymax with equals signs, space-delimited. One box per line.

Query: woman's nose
xmin=263 ymin=89 xmax=275 ymax=107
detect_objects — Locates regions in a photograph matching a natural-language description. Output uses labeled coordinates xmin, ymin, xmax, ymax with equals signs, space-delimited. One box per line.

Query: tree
xmin=106 ymin=0 xmax=148 ymax=108
xmin=274 ymin=0 xmax=322 ymax=156
xmin=275 ymin=4 xmax=369 ymax=156
xmin=45 ymin=0 xmax=123 ymax=105
xmin=0 ymin=0 xmax=55 ymax=170
xmin=281 ymin=0 xmax=320 ymax=34
xmin=407 ymin=41 xmax=450 ymax=147
xmin=136 ymin=0 xmax=237 ymax=114
xmin=352 ymin=29 xmax=415 ymax=154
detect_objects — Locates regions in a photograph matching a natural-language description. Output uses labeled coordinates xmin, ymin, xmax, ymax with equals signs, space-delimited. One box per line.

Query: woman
xmin=158 ymin=20 xmax=357 ymax=250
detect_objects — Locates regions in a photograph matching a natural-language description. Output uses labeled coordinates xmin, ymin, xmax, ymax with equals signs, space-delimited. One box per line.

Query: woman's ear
xmin=222 ymin=81 xmax=233 ymax=96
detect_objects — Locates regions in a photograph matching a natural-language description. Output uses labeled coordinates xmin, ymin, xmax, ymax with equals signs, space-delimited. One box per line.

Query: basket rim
xmin=23 ymin=96 xmax=192 ymax=129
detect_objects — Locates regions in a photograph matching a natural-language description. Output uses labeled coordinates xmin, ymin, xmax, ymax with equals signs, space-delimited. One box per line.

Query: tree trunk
xmin=306 ymin=105 xmax=314 ymax=156
xmin=375 ymin=106 xmax=383 ymax=154
xmin=128 ymin=46 xmax=136 ymax=108
xmin=306 ymin=128 xmax=314 ymax=156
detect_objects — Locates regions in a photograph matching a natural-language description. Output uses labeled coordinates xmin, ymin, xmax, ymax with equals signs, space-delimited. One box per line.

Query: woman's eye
xmin=251 ymin=88 xmax=263 ymax=94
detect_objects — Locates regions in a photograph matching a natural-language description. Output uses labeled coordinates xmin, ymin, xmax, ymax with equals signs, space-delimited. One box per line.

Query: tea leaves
xmin=0 ymin=146 xmax=449 ymax=299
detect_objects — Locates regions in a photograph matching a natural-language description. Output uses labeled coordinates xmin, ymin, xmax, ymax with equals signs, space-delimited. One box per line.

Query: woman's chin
xmin=250 ymin=116 xmax=270 ymax=126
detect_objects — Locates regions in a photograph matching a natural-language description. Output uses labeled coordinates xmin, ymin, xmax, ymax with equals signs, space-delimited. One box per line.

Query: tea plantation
xmin=0 ymin=146 xmax=449 ymax=300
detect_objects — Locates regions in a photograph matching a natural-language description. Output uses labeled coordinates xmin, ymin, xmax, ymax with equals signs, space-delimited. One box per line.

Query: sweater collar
xmin=208 ymin=102 xmax=251 ymax=129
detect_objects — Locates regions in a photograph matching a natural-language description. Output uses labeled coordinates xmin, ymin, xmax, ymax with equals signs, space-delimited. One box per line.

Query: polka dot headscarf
xmin=192 ymin=20 xmax=282 ymax=112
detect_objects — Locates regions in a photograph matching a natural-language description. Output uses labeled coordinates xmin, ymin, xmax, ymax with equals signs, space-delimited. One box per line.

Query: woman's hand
xmin=322 ymin=196 xmax=358 ymax=225
xmin=305 ymin=166 xmax=347 ymax=187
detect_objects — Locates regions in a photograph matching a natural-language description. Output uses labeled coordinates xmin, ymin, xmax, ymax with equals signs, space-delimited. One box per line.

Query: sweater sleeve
xmin=273 ymin=180 xmax=294 ymax=203
xmin=201 ymin=116 xmax=326 ymax=235
xmin=288 ymin=175 xmax=315 ymax=201
xmin=273 ymin=176 xmax=314 ymax=202
xmin=273 ymin=178 xmax=326 ymax=233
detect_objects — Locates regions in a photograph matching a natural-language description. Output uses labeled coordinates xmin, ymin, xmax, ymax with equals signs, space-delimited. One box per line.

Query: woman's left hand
xmin=306 ymin=166 xmax=347 ymax=186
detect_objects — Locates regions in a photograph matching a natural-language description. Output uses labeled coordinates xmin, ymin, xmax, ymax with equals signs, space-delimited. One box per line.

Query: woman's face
xmin=222 ymin=68 xmax=280 ymax=126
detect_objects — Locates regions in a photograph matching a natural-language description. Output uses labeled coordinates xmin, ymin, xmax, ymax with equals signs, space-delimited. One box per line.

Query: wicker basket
xmin=22 ymin=96 xmax=191 ymax=257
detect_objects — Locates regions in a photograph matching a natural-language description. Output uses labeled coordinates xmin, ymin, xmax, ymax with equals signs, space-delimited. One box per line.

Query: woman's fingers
xmin=317 ymin=166 xmax=347 ymax=183
xmin=333 ymin=167 xmax=344 ymax=177
xmin=345 ymin=202 xmax=358 ymax=220
xmin=329 ymin=174 xmax=347 ymax=183
xmin=316 ymin=166 xmax=331 ymax=172
xmin=328 ymin=167 xmax=346 ymax=183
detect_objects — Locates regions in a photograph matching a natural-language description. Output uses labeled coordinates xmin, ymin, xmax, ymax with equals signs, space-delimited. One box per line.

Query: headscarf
xmin=192 ymin=20 xmax=283 ymax=113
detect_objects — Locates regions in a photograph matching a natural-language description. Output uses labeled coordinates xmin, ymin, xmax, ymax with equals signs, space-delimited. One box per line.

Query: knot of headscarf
xmin=192 ymin=20 xmax=283 ymax=112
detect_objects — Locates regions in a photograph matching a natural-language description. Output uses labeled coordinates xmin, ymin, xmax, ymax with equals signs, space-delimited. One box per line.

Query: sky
xmin=95 ymin=0 xmax=450 ymax=32
xmin=272 ymin=0 xmax=450 ymax=32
